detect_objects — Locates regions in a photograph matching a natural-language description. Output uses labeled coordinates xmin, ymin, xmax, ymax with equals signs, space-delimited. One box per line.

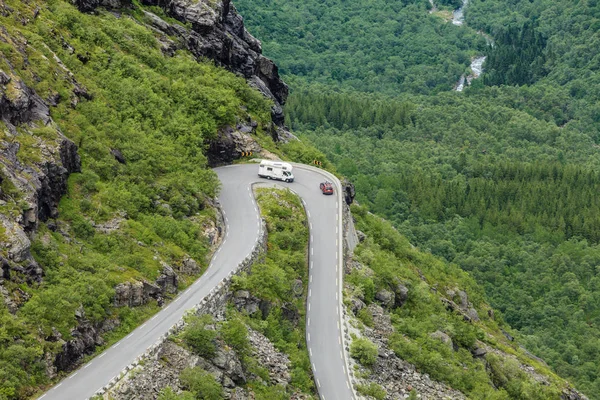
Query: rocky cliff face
xmin=1 ymin=59 xmax=82 ymax=284
xmin=73 ymin=0 xmax=290 ymax=144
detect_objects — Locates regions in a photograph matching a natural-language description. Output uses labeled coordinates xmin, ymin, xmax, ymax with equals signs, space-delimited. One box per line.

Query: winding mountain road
xmin=39 ymin=163 xmax=353 ymax=400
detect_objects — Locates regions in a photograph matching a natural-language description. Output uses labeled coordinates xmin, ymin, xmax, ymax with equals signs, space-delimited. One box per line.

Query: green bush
xmin=179 ymin=367 xmax=224 ymax=400
xmin=181 ymin=316 xmax=217 ymax=358
xmin=357 ymin=308 xmax=374 ymax=328
xmin=157 ymin=387 xmax=195 ymax=400
xmin=356 ymin=382 xmax=386 ymax=400
xmin=221 ymin=317 xmax=250 ymax=358
xmin=350 ymin=337 xmax=378 ymax=366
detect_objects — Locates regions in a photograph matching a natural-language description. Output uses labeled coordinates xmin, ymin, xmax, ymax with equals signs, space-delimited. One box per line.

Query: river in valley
xmin=452 ymin=0 xmax=467 ymax=26
xmin=450 ymin=0 xmax=487 ymax=91
xmin=455 ymin=55 xmax=486 ymax=91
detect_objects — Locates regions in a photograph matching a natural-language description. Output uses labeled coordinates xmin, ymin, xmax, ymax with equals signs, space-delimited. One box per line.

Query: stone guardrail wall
xmin=95 ymin=210 xmax=268 ymax=399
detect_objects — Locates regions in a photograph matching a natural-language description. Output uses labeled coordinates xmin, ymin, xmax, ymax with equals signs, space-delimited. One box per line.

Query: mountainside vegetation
xmin=348 ymin=204 xmax=570 ymax=399
xmin=236 ymin=0 xmax=600 ymax=396
xmin=235 ymin=0 xmax=486 ymax=95
xmin=1 ymin=1 xmax=274 ymax=398
xmin=0 ymin=0 xmax=595 ymax=399
xmin=154 ymin=188 xmax=314 ymax=400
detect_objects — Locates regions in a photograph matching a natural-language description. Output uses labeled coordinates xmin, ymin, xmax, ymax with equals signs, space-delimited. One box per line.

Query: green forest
xmin=235 ymin=0 xmax=600 ymax=396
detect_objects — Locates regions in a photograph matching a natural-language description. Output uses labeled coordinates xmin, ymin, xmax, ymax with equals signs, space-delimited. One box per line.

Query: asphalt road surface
xmin=39 ymin=163 xmax=352 ymax=400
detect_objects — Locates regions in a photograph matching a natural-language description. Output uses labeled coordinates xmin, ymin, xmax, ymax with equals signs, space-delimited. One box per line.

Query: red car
xmin=320 ymin=181 xmax=334 ymax=195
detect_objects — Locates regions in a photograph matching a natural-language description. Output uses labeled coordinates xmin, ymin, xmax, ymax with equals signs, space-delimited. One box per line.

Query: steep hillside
xmin=0 ymin=0 xmax=284 ymax=397
xmin=0 ymin=0 xmax=592 ymax=399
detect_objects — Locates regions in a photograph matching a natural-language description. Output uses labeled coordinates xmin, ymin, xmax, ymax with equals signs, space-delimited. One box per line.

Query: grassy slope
xmin=1 ymin=1 xmax=272 ymax=398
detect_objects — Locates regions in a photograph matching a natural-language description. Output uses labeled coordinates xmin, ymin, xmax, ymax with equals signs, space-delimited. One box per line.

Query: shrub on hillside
xmin=350 ymin=337 xmax=378 ymax=366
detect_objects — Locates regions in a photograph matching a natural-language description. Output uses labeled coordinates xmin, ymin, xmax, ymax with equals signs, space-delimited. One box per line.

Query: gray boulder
xmin=156 ymin=263 xmax=178 ymax=294
xmin=430 ymin=330 xmax=453 ymax=350
xmin=181 ymin=256 xmax=200 ymax=275
xmin=351 ymin=297 xmax=366 ymax=314
xmin=211 ymin=347 xmax=246 ymax=384
xmin=356 ymin=230 xmax=366 ymax=243
xmin=467 ymin=307 xmax=480 ymax=322
xmin=375 ymin=289 xmax=395 ymax=308
xmin=393 ymin=282 xmax=409 ymax=307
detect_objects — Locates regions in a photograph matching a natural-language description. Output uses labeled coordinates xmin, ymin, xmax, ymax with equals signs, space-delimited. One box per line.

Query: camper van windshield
xmin=284 ymin=171 xmax=290 ymax=176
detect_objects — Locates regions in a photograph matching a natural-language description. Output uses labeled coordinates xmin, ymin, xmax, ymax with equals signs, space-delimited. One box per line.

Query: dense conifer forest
xmin=236 ymin=0 xmax=600 ymax=396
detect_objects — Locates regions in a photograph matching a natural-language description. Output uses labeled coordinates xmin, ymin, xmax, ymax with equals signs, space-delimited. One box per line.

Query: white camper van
xmin=258 ymin=160 xmax=295 ymax=182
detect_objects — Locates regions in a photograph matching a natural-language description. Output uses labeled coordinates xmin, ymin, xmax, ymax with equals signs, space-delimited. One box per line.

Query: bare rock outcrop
xmin=52 ymin=308 xmax=120 ymax=372
xmin=342 ymin=179 xmax=355 ymax=205
xmin=156 ymin=263 xmax=178 ymax=295
xmin=113 ymin=280 xmax=166 ymax=307
xmin=443 ymin=288 xmax=480 ymax=322
xmin=207 ymin=122 xmax=262 ymax=166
